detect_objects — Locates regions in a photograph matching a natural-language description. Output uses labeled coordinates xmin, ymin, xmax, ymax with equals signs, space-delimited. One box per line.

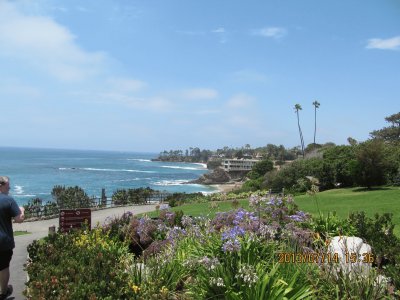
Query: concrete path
xmin=9 ymin=204 xmax=157 ymax=300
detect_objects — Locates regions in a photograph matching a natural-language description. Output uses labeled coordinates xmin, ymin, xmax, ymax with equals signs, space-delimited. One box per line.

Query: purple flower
xmin=233 ymin=209 xmax=258 ymax=226
xmin=222 ymin=226 xmax=246 ymax=241
xmin=222 ymin=238 xmax=241 ymax=253
xmin=268 ymin=197 xmax=283 ymax=206
xmin=181 ymin=215 xmax=193 ymax=227
xmin=167 ymin=226 xmax=187 ymax=242
xmin=257 ymin=224 xmax=277 ymax=239
xmin=249 ymin=194 xmax=268 ymax=208
xmin=288 ymin=211 xmax=308 ymax=222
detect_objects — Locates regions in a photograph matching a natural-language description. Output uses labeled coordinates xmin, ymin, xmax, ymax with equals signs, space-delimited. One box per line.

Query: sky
xmin=0 ymin=0 xmax=399 ymax=153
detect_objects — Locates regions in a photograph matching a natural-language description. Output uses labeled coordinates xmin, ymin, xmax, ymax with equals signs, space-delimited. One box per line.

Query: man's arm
xmin=13 ymin=206 xmax=25 ymax=223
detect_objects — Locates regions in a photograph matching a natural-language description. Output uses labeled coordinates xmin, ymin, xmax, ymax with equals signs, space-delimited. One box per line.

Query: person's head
xmin=0 ymin=176 xmax=10 ymax=195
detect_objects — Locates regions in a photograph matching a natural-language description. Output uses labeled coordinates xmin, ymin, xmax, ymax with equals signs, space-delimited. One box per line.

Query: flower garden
xmin=24 ymin=192 xmax=400 ymax=299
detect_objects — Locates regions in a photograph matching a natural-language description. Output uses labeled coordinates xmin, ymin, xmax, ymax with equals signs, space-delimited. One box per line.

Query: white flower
xmin=209 ymin=277 xmax=225 ymax=287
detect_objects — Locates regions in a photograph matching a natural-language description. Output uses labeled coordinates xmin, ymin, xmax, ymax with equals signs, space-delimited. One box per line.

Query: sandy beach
xmin=210 ymin=182 xmax=243 ymax=193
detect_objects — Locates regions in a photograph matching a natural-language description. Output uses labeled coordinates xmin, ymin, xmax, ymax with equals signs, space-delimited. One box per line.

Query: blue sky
xmin=0 ymin=0 xmax=399 ymax=153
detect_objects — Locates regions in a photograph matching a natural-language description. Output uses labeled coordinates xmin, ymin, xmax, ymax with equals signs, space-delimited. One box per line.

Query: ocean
xmin=0 ymin=147 xmax=215 ymax=206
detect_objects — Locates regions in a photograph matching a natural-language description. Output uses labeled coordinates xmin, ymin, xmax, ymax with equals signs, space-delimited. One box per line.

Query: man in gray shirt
xmin=0 ymin=176 xmax=24 ymax=300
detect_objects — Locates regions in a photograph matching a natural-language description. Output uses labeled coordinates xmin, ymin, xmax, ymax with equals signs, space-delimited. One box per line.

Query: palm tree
xmin=294 ymin=104 xmax=305 ymax=158
xmin=312 ymin=101 xmax=320 ymax=146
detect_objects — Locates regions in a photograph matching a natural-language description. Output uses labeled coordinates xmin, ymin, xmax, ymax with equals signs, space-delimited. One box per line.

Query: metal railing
xmin=23 ymin=192 xmax=171 ymax=220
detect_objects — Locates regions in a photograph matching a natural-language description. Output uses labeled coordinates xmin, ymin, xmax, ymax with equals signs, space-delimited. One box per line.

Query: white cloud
xmin=366 ymin=36 xmax=400 ymax=50
xmin=212 ymin=27 xmax=225 ymax=34
xmin=97 ymin=92 xmax=173 ymax=113
xmin=0 ymin=2 xmax=106 ymax=81
xmin=181 ymin=88 xmax=218 ymax=100
xmin=226 ymin=94 xmax=254 ymax=109
xmin=107 ymin=78 xmax=147 ymax=93
xmin=253 ymin=27 xmax=287 ymax=39
xmin=146 ymin=97 xmax=173 ymax=112
xmin=211 ymin=27 xmax=227 ymax=43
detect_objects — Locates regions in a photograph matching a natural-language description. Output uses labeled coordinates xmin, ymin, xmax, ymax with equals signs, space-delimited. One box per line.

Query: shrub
xmin=52 ymin=186 xmax=92 ymax=209
xmin=348 ymin=211 xmax=400 ymax=289
xmin=112 ymin=189 xmax=129 ymax=205
xmin=25 ymin=227 xmax=135 ymax=299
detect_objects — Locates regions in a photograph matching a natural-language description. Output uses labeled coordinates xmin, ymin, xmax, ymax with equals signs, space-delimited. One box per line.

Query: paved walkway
xmin=10 ymin=204 xmax=157 ymax=300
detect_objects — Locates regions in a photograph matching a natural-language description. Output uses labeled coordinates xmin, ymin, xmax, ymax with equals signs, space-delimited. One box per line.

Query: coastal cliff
xmin=189 ymin=167 xmax=248 ymax=185
xmin=189 ymin=167 xmax=230 ymax=184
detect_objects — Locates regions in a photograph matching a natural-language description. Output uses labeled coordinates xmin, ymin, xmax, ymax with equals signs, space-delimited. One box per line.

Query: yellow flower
xmin=160 ymin=286 xmax=168 ymax=295
xmin=131 ymin=284 xmax=141 ymax=294
xmin=313 ymin=232 xmax=320 ymax=240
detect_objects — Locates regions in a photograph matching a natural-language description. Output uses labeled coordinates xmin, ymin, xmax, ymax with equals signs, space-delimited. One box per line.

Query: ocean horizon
xmin=0 ymin=146 xmax=215 ymax=206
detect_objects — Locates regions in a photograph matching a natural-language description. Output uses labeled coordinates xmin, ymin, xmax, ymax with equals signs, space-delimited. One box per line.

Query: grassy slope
xmin=141 ymin=187 xmax=400 ymax=236
xmin=294 ymin=187 xmax=400 ymax=237
xmin=143 ymin=199 xmax=250 ymax=219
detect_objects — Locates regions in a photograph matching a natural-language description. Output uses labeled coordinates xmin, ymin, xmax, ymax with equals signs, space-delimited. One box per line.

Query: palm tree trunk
xmin=314 ymin=106 xmax=317 ymax=145
xmin=296 ymin=111 xmax=305 ymax=158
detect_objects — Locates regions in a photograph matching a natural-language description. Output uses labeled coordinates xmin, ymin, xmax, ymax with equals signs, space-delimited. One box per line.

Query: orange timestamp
xmin=278 ymin=252 xmax=374 ymax=264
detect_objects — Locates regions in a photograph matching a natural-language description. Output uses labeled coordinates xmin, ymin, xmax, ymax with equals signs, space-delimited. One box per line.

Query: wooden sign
xmin=59 ymin=209 xmax=91 ymax=233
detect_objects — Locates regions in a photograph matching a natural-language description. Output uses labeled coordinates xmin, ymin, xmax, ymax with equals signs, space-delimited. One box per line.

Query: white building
xmin=223 ymin=158 xmax=260 ymax=172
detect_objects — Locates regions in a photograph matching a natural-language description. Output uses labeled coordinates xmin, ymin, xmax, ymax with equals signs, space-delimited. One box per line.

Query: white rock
xmin=327 ymin=236 xmax=372 ymax=276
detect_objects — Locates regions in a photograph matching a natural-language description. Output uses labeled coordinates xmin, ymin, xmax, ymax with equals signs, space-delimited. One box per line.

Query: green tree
xmin=322 ymin=145 xmax=357 ymax=188
xmin=383 ymin=142 xmax=400 ymax=185
xmin=347 ymin=137 xmax=358 ymax=146
xmin=263 ymin=158 xmax=326 ymax=192
xmin=235 ymin=149 xmax=244 ymax=159
xmin=52 ymin=186 xmax=92 ymax=209
xmin=248 ymin=159 xmax=274 ymax=179
xmin=294 ymin=104 xmax=305 ymax=158
xmin=352 ymin=139 xmax=388 ymax=189
xmin=370 ymin=112 xmax=400 ymax=143
xmin=112 ymin=189 xmax=129 ymax=205
xmin=312 ymin=100 xmax=320 ymax=145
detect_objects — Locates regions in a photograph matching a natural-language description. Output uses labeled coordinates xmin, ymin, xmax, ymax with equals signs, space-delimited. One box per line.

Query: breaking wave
xmin=59 ymin=167 xmax=156 ymax=173
xmin=161 ymin=166 xmax=203 ymax=171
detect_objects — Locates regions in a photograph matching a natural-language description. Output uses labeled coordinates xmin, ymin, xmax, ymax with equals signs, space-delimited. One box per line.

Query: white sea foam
xmin=113 ymin=178 xmax=151 ymax=182
xmin=127 ymin=159 xmax=152 ymax=162
xmin=59 ymin=167 xmax=155 ymax=173
xmin=161 ymin=166 xmax=202 ymax=171
xmin=152 ymin=180 xmax=190 ymax=186
xmin=14 ymin=185 xmax=24 ymax=194
xmin=193 ymin=163 xmax=208 ymax=169
xmin=16 ymin=194 xmax=37 ymax=197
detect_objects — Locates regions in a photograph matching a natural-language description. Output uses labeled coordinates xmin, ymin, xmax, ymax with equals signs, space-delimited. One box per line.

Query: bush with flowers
xmin=25 ymin=192 xmax=398 ymax=299
xmin=25 ymin=226 xmax=137 ymax=299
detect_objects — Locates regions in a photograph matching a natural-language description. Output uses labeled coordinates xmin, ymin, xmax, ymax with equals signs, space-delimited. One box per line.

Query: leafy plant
xmin=348 ymin=212 xmax=400 ymax=273
xmin=25 ymin=227 xmax=135 ymax=299
xmin=52 ymin=185 xmax=92 ymax=209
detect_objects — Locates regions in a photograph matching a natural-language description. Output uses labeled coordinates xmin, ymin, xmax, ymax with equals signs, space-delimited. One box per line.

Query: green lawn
xmin=294 ymin=187 xmax=400 ymax=237
xmin=140 ymin=187 xmax=400 ymax=236
xmin=142 ymin=199 xmax=250 ymax=219
xmin=14 ymin=230 xmax=31 ymax=236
